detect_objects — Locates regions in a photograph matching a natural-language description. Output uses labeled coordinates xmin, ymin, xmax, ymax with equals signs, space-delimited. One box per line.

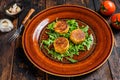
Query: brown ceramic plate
xmin=22 ymin=5 xmax=114 ymax=77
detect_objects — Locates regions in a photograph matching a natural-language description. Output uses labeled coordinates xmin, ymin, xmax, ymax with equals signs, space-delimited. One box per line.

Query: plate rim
xmin=22 ymin=5 xmax=114 ymax=77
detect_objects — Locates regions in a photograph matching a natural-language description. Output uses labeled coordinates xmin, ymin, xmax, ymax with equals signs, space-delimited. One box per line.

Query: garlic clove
xmin=5 ymin=3 xmax=22 ymax=16
xmin=0 ymin=19 xmax=14 ymax=32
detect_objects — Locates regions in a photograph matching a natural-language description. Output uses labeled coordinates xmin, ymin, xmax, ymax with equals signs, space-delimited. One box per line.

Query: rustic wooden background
xmin=0 ymin=0 xmax=120 ymax=80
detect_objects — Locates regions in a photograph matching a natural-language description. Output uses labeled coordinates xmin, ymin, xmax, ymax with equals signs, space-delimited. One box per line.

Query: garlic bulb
xmin=6 ymin=3 xmax=21 ymax=15
xmin=0 ymin=19 xmax=14 ymax=32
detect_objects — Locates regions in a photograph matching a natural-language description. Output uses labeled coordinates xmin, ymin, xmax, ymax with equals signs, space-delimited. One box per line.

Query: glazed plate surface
xmin=22 ymin=5 xmax=114 ymax=77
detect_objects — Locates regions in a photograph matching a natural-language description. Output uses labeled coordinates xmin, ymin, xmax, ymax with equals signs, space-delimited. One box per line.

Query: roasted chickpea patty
xmin=54 ymin=20 xmax=69 ymax=34
xmin=70 ymin=29 xmax=85 ymax=44
xmin=53 ymin=37 xmax=69 ymax=54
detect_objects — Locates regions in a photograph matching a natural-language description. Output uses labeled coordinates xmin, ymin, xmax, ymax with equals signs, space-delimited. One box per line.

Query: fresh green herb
xmin=47 ymin=22 xmax=56 ymax=30
xmin=41 ymin=19 xmax=94 ymax=63
xmin=66 ymin=57 xmax=78 ymax=63
xmin=44 ymin=46 xmax=63 ymax=61
xmin=67 ymin=19 xmax=78 ymax=32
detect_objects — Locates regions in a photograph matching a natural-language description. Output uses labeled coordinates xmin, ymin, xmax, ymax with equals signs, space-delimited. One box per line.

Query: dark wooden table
xmin=0 ymin=0 xmax=120 ymax=80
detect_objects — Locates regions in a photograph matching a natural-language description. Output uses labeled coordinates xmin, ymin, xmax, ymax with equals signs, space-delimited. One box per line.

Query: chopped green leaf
xmin=41 ymin=19 xmax=94 ymax=63
xmin=66 ymin=57 xmax=78 ymax=63
xmin=47 ymin=22 xmax=56 ymax=30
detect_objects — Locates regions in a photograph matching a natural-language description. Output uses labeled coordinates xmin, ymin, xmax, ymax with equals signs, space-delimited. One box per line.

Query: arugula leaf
xmin=42 ymin=39 xmax=53 ymax=47
xmin=67 ymin=20 xmax=78 ymax=32
xmin=41 ymin=19 xmax=94 ymax=63
xmin=66 ymin=57 xmax=78 ymax=63
xmin=80 ymin=25 xmax=89 ymax=33
xmin=47 ymin=22 xmax=56 ymax=30
xmin=44 ymin=46 xmax=63 ymax=61
xmin=82 ymin=34 xmax=93 ymax=50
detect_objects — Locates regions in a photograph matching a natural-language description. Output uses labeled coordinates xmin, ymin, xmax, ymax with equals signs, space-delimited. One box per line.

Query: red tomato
xmin=111 ymin=13 xmax=120 ymax=29
xmin=100 ymin=1 xmax=116 ymax=16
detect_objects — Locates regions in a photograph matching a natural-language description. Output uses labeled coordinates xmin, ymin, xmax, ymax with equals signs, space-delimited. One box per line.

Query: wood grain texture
xmin=107 ymin=0 xmax=120 ymax=80
xmin=0 ymin=34 xmax=15 ymax=80
xmin=0 ymin=12 xmax=18 ymax=80
xmin=0 ymin=0 xmax=120 ymax=80
xmin=11 ymin=0 xmax=46 ymax=80
xmin=113 ymin=31 xmax=120 ymax=47
xmin=0 ymin=0 xmax=13 ymax=12
xmin=12 ymin=48 xmax=46 ymax=80
xmin=113 ymin=0 xmax=120 ymax=13
xmin=92 ymin=0 xmax=100 ymax=12
xmin=85 ymin=0 xmax=95 ymax=10
xmin=46 ymin=0 xmax=57 ymax=8
xmin=66 ymin=0 xmax=86 ymax=6
xmin=70 ymin=62 xmax=112 ymax=80
xmin=108 ymin=47 xmax=120 ymax=80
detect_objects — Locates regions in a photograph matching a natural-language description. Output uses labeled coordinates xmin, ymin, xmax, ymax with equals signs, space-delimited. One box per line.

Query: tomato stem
xmin=101 ymin=5 xmax=106 ymax=11
xmin=115 ymin=21 xmax=120 ymax=25
xmin=114 ymin=16 xmax=120 ymax=26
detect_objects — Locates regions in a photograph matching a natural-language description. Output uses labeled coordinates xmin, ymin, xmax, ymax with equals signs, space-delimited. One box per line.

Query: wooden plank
xmin=46 ymin=0 xmax=66 ymax=8
xmin=0 ymin=0 xmax=117 ymax=80
xmin=45 ymin=0 xmax=57 ymax=8
xmin=113 ymin=0 xmax=120 ymax=13
xmin=108 ymin=47 xmax=120 ymax=80
xmin=31 ymin=0 xmax=46 ymax=17
xmin=0 ymin=0 xmax=13 ymax=12
xmin=65 ymin=0 xmax=86 ymax=6
xmin=106 ymin=0 xmax=120 ymax=80
xmin=113 ymin=31 xmax=120 ymax=47
xmin=56 ymin=0 xmax=66 ymax=5
xmin=12 ymin=48 xmax=46 ymax=80
xmin=0 ymin=33 xmax=15 ymax=80
xmin=111 ymin=0 xmax=120 ymax=47
xmin=11 ymin=0 xmax=46 ymax=80
xmin=85 ymin=0 xmax=95 ymax=10
xmin=0 ymin=17 xmax=17 ymax=80
xmin=93 ymin=0 xmax=101 ymax=12
xmin=0 ymin=0 xmax=18 ymax=78
xmin=86 ymin=0 xmax=101 ymax=12
xmin=47 ymin=75 xmax=70 ymax=80
xmin=71 ymin=62 xmax=112 ymax=80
